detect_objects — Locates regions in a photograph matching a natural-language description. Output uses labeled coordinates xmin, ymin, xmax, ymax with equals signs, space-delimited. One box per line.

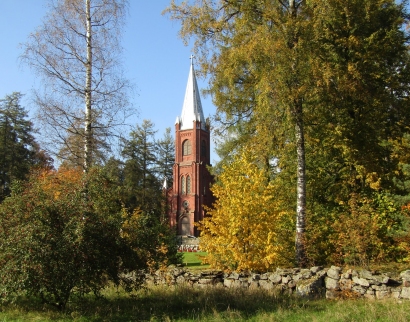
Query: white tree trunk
xmin=295 ymin=114 xmax=307 ymax=267
xmin=84 ymin=0 xmax=92 ymax=171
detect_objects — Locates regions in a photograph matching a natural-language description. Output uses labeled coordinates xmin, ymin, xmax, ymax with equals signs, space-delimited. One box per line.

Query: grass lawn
xmin=182 ymin=251 xmax=210 ymax=270
xmin=1 ymin=285 xmax=410 ymax=321
xmin=2 ymin=258 xmax=410 ymax=321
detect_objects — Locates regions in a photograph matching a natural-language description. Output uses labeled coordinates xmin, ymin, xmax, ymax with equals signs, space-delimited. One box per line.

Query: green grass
xmin=1 ymin=285 xmax=410 ymax=321
xmin=182 ymin=251 xmax=210 ymax=270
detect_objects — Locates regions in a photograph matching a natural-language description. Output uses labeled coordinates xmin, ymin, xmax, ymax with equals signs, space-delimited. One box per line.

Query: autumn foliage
xmin=199 ymin=149 xmax=290 ymax=271
xmin=0 ymin=167 xmax=178 ymax=309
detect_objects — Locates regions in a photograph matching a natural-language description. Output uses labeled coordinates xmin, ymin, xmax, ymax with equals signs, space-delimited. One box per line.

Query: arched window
xmin=181 ymin=176 xmax=186 ymax=194
xmin=201 ymin=140 xmax=206 ymax=157
xmin=182 ymin=140 xmax=191 ymax=156
xmin=186 ymin=175 xmax=191 ymax=194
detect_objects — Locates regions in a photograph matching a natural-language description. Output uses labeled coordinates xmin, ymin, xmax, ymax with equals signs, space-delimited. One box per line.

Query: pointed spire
xmin=179 ymin=57 xmax=206 ymax=130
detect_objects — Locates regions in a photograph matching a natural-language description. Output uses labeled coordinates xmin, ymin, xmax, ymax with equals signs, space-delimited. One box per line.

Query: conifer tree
xmin=165 ymin=0 xmax=410 ymax=266
xmin=155 ymin=127 xmax=175 ymax=187
xmin=0 ymin=92 xmax=50 ymax=201
xmin=122 ymin=120 xmax=160 ymax=212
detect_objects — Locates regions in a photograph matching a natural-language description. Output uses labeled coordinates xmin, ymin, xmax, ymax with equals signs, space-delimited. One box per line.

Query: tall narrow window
xmin=182 ymin=140 xmax=191 ymax=156
xmin=201 ymin=140 xmax=206 ymax=157
xmin=186 ymin=175 xmax=191 ymax=194
xmin=181 ymin=176 xmax=186 ymax=194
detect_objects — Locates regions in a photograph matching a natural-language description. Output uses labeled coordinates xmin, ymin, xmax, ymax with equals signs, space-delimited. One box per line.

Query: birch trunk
xmin=295 ymin=112 xmax=307 ymax=267
xmin=84 ymin=0 xmax=92 ymax=172
xmin=288 ymin=0 xmax=307 ymax=267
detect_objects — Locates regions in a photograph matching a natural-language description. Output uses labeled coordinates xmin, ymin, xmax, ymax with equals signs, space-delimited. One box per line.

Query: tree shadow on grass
xmin=64 ymin=286 xmax=328 ymax=322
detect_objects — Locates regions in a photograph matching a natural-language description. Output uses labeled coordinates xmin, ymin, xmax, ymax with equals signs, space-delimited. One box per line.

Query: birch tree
xmin=165 ymin=0 xmax=312 ymax=266
xmin=165 ymin=0 xmax=410 ymax=266
xmin=21 ymin=0 xmax=132 ymax=171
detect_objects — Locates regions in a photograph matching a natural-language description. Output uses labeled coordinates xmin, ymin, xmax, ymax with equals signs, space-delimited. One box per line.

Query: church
xmin=167 ymin=60 xmax=214 ymax=237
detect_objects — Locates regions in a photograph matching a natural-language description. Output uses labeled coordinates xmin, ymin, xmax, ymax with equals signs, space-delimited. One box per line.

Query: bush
xmin=0 ymin=167 xmax=145 ymax=309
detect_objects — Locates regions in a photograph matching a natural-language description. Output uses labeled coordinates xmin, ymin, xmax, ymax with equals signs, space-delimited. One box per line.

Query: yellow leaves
xmin=199 ymin=148 xmax=286 ymax=271
xmin=120 ymin=207 xmax=142 ymax=241
xmin=366 ymin=172 xmax=381 ymax=191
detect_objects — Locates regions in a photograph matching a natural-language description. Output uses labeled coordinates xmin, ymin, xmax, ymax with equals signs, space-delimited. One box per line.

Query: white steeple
xmin=177 ymin=56 xmax=206 ymax=130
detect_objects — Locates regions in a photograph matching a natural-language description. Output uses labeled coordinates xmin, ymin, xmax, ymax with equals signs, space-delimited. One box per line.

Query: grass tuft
xmin=1 ymin=283 xmax=410 ymax=321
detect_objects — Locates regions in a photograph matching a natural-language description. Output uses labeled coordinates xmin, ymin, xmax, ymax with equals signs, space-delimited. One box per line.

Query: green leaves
xmin=0 ymin=168 xmax=132 ymax=309
xmin=167 ymin=0 xmax=410 ymax=266
xmin=0 ymin=92 xmax=48 ymax=202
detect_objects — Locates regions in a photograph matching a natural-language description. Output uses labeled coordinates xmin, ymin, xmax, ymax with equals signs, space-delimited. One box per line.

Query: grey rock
xmin=359 ymin=269 xmax=373 ymax=279
xmin=317 ymin=269 xmax=328 ymax=278
xmin=371 ymin=275 xmax=389 ymax=285
xmin=276 ymin=268 xmax=294 ymax=276
xmin=400 ymin=270 xmax=410 ymax=282
xmin=339 ymin=278 xmax=353 ymax=291
xmin=223 ymin=279 xmax=233 ymax=288
xmin=327 ymin=266 xmax=341 ymax=280
xmin=259 ymin=279 xmax=274 ymax=290
xmin=176 ymin=275 xmax=186 ymax=284
xmin=342 ymin=270 xmax=352 ymax=279
xmin=371 ymin=284 xmax=387 ymax=291
xmin=259 ymin=273 xmax=268 ymax=280
xmin=352 ymin=276 xmax=370 ymax=287
xmin=199 ymin=278 xmax=214 ymax=285
xmin=269 ymin=273 xmax=283 ymax=284
xmin=300 ymin=269 xmax=312 ymax=279
xmin=296 ymin=276 xmax=325 ymax=298
xmin=325 ymin=277 xmax=340 ymax=290
xmin=229 ymin=272 xmax=240 ymax=280
xmin=375 ymin=290 xmax=390 ymax=300
xmin=401 ymin=287 xmax=410 ymax=299
xmin=352 ymin=285 xmax=367 ymax=295
xmin=310 ymin=266 xmax=323 ymax=274
xmin=288 ymin=280 xmax=297 ymax=288
xmin=282 ymin=275 xmax=291 ymax=284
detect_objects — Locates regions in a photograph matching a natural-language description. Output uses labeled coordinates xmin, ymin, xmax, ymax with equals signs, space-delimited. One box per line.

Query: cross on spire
xmin=190 ymin=54 xmax=195 ymax=66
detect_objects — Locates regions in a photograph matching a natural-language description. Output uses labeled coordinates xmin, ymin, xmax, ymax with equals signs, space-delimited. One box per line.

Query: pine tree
xmin=155 ymin=127 xmax=175 ymax=187
xmin=165 ymin=0 xmax=410 ymax=266
xmin=122 ymin=120 xmax=160 ymax=212
xmin=0 ymin=92 xmax=49 ymax=201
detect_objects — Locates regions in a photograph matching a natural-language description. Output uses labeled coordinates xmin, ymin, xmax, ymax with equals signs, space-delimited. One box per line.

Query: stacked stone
xmin=223 ymin=267 xmax=327 ymax=298
xmin=142 ymin=266 xmax=410 ymax=300
xmin=146 ymin=266 xmax=224 ymax=287
xmin=325 ymin=266 xmax=410 ymax=300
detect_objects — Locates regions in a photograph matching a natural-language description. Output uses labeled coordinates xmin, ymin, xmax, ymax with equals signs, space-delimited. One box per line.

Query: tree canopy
xmin=21 ymin=0 xmax=133 ymax=171
xmin=166 ymin=0 xmax=410 ymax=267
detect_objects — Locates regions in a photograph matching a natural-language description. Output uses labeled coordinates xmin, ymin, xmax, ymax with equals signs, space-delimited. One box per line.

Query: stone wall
xmin=144 ymin=266 xmax=410 ymax=300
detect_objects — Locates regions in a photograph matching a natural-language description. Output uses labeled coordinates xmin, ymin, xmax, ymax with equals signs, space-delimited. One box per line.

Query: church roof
xmin=176 ymin=59 xmax=206 ymax=130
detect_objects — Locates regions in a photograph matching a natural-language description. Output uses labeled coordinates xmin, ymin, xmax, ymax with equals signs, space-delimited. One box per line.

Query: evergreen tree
xmin=155 ymin=127 xmax=175 ymax=187
xmin=57 ymin=120 xmax=111 ymax=169
xmin=122 ymin=120 xmax=161 ymax=212
xmin=0 ymin=92 xmax=50 ymax=201
xmin=166 ymin=0 xmax=410 ymax=266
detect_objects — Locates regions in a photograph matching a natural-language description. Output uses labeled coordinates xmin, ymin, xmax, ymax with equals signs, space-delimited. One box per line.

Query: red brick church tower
xmin=168 ymin=59 xmax=213 ymax=237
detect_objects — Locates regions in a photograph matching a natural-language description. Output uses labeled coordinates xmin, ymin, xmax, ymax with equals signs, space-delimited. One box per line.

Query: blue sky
xmin=0 ymin=0 xmax=218 ymax=163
